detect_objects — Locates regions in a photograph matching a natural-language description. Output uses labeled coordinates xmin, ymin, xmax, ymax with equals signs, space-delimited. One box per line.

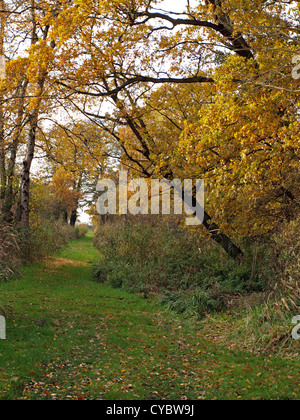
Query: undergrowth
xmin=0 ymin=220 xmax=82 ymax=282
xmin=92 ymin=218 xmax=268 ymax=313
xmin=92 ymin=216 xmax=299 ymax=356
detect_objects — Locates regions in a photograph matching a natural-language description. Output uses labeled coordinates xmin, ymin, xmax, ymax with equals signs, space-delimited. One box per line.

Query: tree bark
xmin=3 ymin=79 xmax=29 ymax=221
xmin=19 ymin=110 xmax=39 ymax=228
xmin=0 ymin=106 xmax=5 ymax=203
xmin=18 ymin=0 xmax=53 ymax=228
xmin=70 ymin=175 xmax=83 ymax=227
xmin=70 ymin=210 xmax=77 ymax=227
xmin=0 ymin=0 xmax=5 ymax=205
xmin=202 ymin=211 xmax=243 ymax=259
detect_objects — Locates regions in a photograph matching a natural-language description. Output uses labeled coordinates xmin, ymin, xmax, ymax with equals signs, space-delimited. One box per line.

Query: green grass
xmin=0 ymin=232 xmax=299 ymax=400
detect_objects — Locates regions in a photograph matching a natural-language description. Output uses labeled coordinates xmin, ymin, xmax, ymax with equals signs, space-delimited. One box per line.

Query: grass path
xmin=0 ymin=232 xmax=299 ymax=400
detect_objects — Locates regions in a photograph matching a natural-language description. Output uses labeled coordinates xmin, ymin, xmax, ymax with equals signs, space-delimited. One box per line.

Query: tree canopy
xmin=0 ymin=0 xmax=299 ymax=256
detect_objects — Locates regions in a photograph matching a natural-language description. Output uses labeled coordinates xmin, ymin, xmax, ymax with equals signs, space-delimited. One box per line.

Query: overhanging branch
xmin=56 ymin=75 xmax=214 ymax=98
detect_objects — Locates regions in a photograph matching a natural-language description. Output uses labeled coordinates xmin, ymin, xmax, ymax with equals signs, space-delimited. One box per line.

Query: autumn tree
xmin=46 ymin=167 xmax=82 ymax=223
xmin=0 ymin=0 xmax=75 ymax=227
xmin=37 ymin=119 xmax=118 ymax=225
xmin=49 ymin=0 xmax=300 ymax=256
xmin=1 ymin=0 xmax=299 ymax=258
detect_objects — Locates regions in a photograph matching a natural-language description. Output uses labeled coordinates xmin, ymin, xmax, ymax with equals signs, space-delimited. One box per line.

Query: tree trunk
xmin=202 ymin=211 xmax=243 ymax=259
xmin=0 ymin=0 xmax=5 ymax=206
xmin=70 ymin=175 xmax=83 ymax=227
xmin=18 ymin=0 xmax=53 ymax=228
xmin=19 ymin=111 xmax=39 ymax=228
xmin=70 ymin=210 xmax=77 ymax=227
xmin=113 ymin=94 xmax=244 ymax=260
xmin=182 ymin=181 xmax=244 ymax=260
xmin=3 ymin=79 xmax=29 ymax=222
xmin=0 ymin=107 xmax=5 ymax=203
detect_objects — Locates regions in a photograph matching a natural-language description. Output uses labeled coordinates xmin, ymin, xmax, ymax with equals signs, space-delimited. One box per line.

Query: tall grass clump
xmin=272 ymin=216 xmax=300 ymax=313
xmin=1 ymin=218 xmax=79 ymax=278
xmin=200 ymin=217 xmax=300 ymax=356
xmin=243 ymin=217 xmax=299 ymax=354
xmin=0 ymin=222 xmax=21 ymax=281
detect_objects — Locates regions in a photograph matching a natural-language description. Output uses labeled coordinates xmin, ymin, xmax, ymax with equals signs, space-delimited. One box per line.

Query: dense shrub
xmin=92 ymin=218 xmax=269 ymax=317
xmin=74 ymin=224 xmax=89 ymax=239
xmin=20 ymin=221 xmax=76 ymax=262
xmin=0 ymin=220 xmax=76 ymax=280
